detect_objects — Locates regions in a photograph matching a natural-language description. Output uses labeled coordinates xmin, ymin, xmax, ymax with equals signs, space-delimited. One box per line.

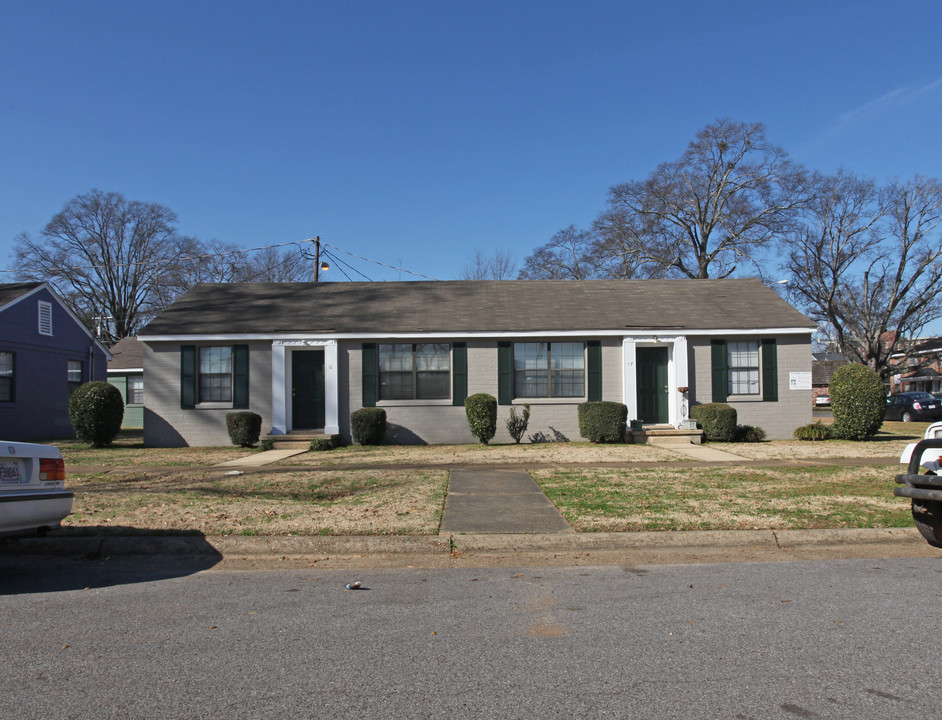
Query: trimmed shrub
xmin=258 ymin=438 xmax=274 ymax=452
xmin=68 ymin=381 xmax=124 ymax=448
xmin=505 ymin=404 xmax=531 ymax=444
xmin=578 ymin=401 xmax=628 ymax=443
xmin=793 ymin=422 xmax=832 ymax=441
xmin=830 ymin=364 xmax=885 ymax=440
xmin=465 ymin=393 xmax=497 ymax=444
xmin=226 ymin=411 xmax=262 ymax=447
xmin=309 ymin=437 xmax=337 ymax=452
xmin=735 ymin=425 xmax=767 ymax=443
xmin=351 ymin=407 xmax=386 ymax=445
xmin=690 ymin=403 xmax=737 ymax=442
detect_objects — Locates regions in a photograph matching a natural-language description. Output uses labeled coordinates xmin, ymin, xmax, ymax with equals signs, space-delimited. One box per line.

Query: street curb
xmin=4 ymin=527 xmax=928 ymax=561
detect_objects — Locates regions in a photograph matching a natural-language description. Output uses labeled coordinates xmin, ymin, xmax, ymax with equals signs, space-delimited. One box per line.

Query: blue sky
xmin=2 ymin=1 xmax=941 ymax=287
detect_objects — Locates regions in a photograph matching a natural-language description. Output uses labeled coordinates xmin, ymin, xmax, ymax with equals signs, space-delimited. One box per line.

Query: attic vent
xmin=38 ymin=301 xmax=53 ymax=336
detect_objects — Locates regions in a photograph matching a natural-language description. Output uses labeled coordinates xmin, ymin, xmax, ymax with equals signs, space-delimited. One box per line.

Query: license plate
xmin=0 ymin=460 xmax=24 ymax=484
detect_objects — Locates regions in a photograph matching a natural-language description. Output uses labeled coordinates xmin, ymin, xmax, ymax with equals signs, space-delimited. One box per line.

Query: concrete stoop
xmin=263 ymin=431 xmax=340 ymax=450
xmin=628 ymin=426 xmax=703 ymax=446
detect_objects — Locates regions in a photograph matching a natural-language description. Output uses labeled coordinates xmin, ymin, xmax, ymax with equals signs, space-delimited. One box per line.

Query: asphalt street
xmin=2 ymin=555 xmax=940 ymax=719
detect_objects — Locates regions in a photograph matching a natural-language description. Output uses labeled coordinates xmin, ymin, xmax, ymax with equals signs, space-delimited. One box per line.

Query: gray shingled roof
xmin=107 ymin=336 xmax=144 ymax=369
xmin=140 ymin=279 xmax=815 ymax=337
xmin=0 ymin=282 xmax=42 ymax=308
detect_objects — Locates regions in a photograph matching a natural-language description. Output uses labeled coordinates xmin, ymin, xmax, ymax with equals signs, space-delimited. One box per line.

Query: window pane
xmin=415 ymin=344 xmax=449 ymax=372
xmin=199 ymin=347 xmax=232 ymax=402
xmin=127 ymin=376 xmax=144 ymax=404
xmin=729 ymin=369 xmax=759 ymax=395
xmin=551 ymin=343 xmax=584 ymax=370
xmin=552 ymin=369 xmax=585 ymax=397
xmin=417 ymin=371 xmax=449 ymax=399
xmin=515 ymin=369 xmax=547 ymax=398
xmin=0 ymin=352 xmax=12 ymax=376
xmin=0 ymin=353 xmax=11 ymax=402
xmin=380 ymin=371 xmax=413 ymax=400
xmin=379 ymin=344 xmax=413 ymax=372
xmin=68 ymin=360 xmax=83 ymax=383
xmin=514 ymin=343 xmax=547 ymax=371
xmin=727 ymin=341 xmax=759 ymax=368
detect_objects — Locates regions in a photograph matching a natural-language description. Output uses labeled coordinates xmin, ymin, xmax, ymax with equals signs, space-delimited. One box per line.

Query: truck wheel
xmin=902 ymin=411 xmax=914 ymax=422
xmin=912 ymin=500 xmax=942 ymax=548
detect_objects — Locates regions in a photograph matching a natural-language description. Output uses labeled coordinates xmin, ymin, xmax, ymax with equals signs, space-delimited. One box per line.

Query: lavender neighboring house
xmin=0 ymin=283 xmax=111 ymax=442
xmin=138 ymin=279 xmax=817 ymax=447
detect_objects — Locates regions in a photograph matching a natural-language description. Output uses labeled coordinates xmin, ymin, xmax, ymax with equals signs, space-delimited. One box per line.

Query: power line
xmin=321 ymin=242 xmax=439 ymax=280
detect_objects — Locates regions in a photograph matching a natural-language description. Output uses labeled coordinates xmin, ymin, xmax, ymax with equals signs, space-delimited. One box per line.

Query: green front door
xmin=636 ymin=347 xmax=669 ymax=424
xmin=292 ymin=350 xmax=325 ymax=429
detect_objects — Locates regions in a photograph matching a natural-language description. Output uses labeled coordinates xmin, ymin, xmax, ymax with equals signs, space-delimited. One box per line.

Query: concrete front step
xmin=263 ymin=432 xmax=340 ymax=450
xmin=628 ymin=427 xmax=703 ymax=446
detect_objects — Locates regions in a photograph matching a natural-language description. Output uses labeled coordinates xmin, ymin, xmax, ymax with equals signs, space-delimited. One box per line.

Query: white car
xmin=0 ymin=441 xmax=73 ymax=538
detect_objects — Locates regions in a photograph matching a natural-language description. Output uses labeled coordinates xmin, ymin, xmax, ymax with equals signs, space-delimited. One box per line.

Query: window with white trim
xmin=378 ymin=343 xmax=450 ymax=400
xmin=728 ymin=341 xmax=760 ymax=395
xmin=68 ymin=360 xmax=83 ymax=394
xmin=514 ymin=342 xmax=585 ymax=398
xmin=127 ymin=375 xmax=144 ymax=405
xmin=0 ymin=352 xmax=13 ymax=402
xmin=38 ymin=301 xmax=53 ymax=336
xmin=199 ymin=346 xmax=232 ymax=402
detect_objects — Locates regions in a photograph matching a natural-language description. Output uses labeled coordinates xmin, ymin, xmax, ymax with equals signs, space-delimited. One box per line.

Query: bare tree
xmin=599 ymin=119 xmax=810 ymax=279
xmin=461 ymin=248 xmax=517 ymax=280
xmin=517 ymin=226 xmax=594 ymax=279
xmin=14 ymin=190 xmax=187 ymax=343
xmin=784 ymin=173 xmax=942 ymax=377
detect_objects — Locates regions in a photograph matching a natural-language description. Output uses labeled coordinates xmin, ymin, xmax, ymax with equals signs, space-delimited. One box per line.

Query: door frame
xmin=622 ymin=335 xmax=689 ymax=426
xmin=291 ymin=349 xmax=325 ymax=429
xmin=271 ymin=340 xmax=340 ymax=435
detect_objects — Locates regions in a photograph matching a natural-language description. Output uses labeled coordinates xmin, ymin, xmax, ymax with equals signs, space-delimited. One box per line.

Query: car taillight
xmin=39 ymin=458 xmax=65 ymax=481
xmin=914 ymin=402 xmax=923 ymax=410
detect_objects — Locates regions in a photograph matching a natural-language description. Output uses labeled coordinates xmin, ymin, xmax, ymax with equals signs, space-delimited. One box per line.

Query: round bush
xmin=68 ymin=381 xmax=124 ymax=448
xmin=351 ymin=407 xmax=386 ymax=445
xmin=578 ymin=401 xmax=628 ymax=443
xmin=793 ymin=421 xmax=832 ymax=441
xmin=465 ymin=393 xmax=497 ymax=444
xmin=830 ymin=364 xmax=885 ymax=440
xmin=734 ymin=425 xmax=766 ymax=443
xmin=690 ymin=403 xmax=737 ymax=442
xmin=226 ymin=411 xmax=262 ymax=447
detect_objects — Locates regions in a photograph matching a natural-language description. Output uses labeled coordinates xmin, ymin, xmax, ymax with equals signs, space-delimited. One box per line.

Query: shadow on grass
xmin=0 ymin=526 xmax=221 ymax=595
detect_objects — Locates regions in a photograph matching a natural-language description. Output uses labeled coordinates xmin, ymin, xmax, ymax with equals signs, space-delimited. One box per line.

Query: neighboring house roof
xmin=811 ymin=353 xmax=848 ymax=386
xmin=0 ymin=281 xmax=112 ymax=359
xmin=910 ymin=337 xmax=942 ymax=355
xmin=0 ymin=282 xmax=43 ymax=310
xmin=107 ymin=336 xmax=143 ymax=371
xmin=140 ymin=279 xmax=816 ymax=338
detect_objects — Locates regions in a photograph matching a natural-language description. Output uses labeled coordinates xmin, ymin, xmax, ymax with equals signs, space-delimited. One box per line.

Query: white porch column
xmin=667 ymin=336 xmax=689 ymax=426
xmin=622 ymin=337 xmax=638 ymax=421
xmin=271 ymin=342 xmax=287 ymax=435
xmin=324 ymin=341 xmax=340 ymax=434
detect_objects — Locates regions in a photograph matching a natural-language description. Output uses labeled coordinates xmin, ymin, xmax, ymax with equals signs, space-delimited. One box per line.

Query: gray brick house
xmin=137 ymin=279 xmax=816 ymax=446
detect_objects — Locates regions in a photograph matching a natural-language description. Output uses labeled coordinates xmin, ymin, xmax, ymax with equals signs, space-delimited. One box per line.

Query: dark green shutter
xmin=233 ymin=344 xmax=249 ymax=408
xmin=181 ymin=345 xmax=196 ymax=409
xmin=452 ymin=342 xmax=467 ymax=406
xmin=762 ymin=338 xmax=778 ymax=402
xmin=711 ymin=339 xmax=728 ymax=403
xmin=497 ymin=341 xmax=512 ymax=405
xmin=362 ymin=343 xmax=378 ymax=407
xmin=587 ymin=340 xmax=602 ymax=401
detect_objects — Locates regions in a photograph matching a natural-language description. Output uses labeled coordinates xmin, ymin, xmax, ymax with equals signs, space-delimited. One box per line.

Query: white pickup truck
xmin=895 ymin=422 xmax=942 ymax=547
xmin=0 ymin=441 xmax=73 ymax=538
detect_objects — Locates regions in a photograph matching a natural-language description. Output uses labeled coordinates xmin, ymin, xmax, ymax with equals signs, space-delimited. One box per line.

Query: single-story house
xmin=0 ymin=282 xmax=111 ymax=442
xmin=137 ymin=279 xmax=816 ymax=447
xmin=107 ymin=336 xmax=144 ymax=429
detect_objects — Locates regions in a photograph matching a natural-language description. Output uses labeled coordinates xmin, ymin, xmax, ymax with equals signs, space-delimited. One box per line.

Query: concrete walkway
xmin=658 ymin=443 xmax=747 ymax=461
xmin=214 ymin=448 xmax=309 ymax=468
xmin=441 ymin=468 xmax=574 ymax=534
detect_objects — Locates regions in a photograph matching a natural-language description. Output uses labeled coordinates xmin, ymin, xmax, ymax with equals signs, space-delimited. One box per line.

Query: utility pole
xmin=314 ymin=236 xmax=321 ymax=282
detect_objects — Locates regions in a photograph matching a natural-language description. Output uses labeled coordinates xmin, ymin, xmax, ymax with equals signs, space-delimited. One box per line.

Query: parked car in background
xmin=0 ymin=441 xmax=73 ymax=538
xmin=885 ymin=392 xmax=942 ymax=422
xmin=814 ymin=394 xmax=831 ymax=407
